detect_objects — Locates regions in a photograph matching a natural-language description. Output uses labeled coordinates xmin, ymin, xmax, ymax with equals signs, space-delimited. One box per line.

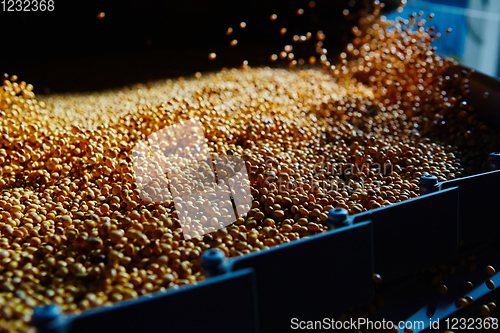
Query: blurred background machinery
xmin=387 ymin=0 xmax=500 ymax=77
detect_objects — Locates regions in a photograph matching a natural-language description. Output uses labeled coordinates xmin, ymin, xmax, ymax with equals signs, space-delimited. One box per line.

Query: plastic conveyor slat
xmin=353 ymin=187 xmax=459 ymax=281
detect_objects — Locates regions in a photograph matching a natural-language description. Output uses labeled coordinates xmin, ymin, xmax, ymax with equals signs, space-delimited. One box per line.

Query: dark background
xmin=1 ymin=0 xmax=399 ymax=93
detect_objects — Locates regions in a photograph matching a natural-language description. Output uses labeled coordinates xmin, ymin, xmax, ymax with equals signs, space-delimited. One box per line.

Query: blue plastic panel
xmin=440 ymin=170 xmax=500 ymax=246
xmin=231 ymin=221 xmax=374 ymax=333
xmin=353 ymin=187 xmax=459 ymax=281
xmin=66 ymin=268 xmax=258 ymax=333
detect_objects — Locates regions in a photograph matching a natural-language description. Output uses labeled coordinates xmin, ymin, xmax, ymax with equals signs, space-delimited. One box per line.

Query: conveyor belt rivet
xmin=487 ymin=152 xmax=500 ymax=171
xmin=418 ymin=174 xmax=439 ymax=195
xmin=201 ymin=248 xmax=231 ymax=277
xmin=326 ymin=208 xmax=350 ymax=230
xmin=31 ymin=304 xmax=62 ymax=333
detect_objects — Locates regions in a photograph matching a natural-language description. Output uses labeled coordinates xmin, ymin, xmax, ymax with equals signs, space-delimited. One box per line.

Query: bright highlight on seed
xmin=486 ymin=265 xmax=496 ymax=276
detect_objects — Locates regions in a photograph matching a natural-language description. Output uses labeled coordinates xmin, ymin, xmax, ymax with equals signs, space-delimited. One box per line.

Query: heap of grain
xmin=0 ymin=4 xmax=498 ymax=332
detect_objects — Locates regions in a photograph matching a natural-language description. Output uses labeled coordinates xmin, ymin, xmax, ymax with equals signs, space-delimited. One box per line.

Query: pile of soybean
xmin=0 ymin=8 xmax=499 ymax=332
